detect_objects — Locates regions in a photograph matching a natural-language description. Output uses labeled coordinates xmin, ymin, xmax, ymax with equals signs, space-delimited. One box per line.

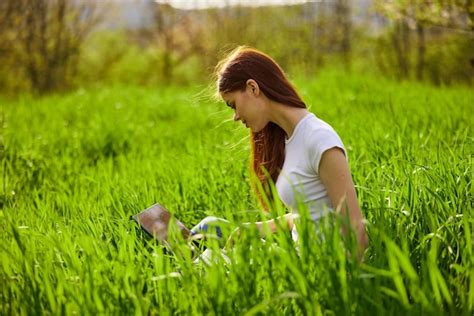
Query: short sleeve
xmin=307 ymin=128 xmax=346 ymax=175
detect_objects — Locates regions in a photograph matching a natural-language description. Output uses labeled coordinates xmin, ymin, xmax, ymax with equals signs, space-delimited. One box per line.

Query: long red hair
xmin=216 ymin=47 xmax=306 ymax=207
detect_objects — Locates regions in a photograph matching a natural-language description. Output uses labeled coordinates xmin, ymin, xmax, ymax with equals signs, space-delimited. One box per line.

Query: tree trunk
xmin=336 ymin=0 xmax=351 ymax=70
xmin=416 ymin=22 xmax=425 ymax=81
xmin=392 ymin=19 xmax=410 ymax=79
xmin=314 ymin=2 xmax=326 ymax=67
xmin=401 ymin=18 xmax=410 ymax=78
xmin=163 ymin=33 xmax=173 ymax=84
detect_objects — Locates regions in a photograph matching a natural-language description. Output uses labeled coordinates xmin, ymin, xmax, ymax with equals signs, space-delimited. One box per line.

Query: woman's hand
xmin=225 ymin=215 xmax=294 ymax=249
xmin=355 ymin=223 xmax=369 ymax=261
xmin=225 ymin=226 xmax=242 ymax=249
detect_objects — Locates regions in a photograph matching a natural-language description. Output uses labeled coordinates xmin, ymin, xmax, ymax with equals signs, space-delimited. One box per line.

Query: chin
xmin=250 ymin=125 xmax=265 ymax=133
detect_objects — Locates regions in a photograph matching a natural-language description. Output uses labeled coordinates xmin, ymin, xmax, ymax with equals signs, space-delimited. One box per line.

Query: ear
xmin=246 ymin=79 xmax=260 ymax=97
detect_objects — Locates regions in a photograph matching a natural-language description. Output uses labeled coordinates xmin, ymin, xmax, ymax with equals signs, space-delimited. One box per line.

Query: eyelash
xmin=226 ymin=102 xmax=235 ymax=109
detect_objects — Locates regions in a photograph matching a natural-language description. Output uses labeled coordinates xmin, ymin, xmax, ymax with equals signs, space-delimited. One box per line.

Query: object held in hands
xmin=131 ymin=204 xmax=191 ymax=242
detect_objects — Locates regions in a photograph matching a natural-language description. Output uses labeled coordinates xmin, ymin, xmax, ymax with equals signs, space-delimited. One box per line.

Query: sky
xmin=154 ymin=0 xmax=314 ymax=10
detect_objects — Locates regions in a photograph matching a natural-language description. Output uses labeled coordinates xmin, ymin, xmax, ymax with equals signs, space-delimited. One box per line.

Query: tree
xmin=0 ymin=0 xmax=103 ymax=93
xmin=335 ymin=0 xmax=352 ymax=69
xmin=153 ymin=1 xmax=206 ymax=84
xmin=373 ymin=0 xmax=472 ymax=80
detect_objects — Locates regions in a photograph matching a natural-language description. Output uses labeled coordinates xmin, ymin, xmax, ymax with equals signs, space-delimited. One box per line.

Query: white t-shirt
xmin=275 ymin=113 xmax=346 ymax=241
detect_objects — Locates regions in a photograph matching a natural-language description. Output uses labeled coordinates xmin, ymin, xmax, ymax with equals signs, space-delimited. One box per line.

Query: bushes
xmin=1 ymin=2 xmax=472 ymax=95
xmin=75 ymin=31 xmax=206 ymax=88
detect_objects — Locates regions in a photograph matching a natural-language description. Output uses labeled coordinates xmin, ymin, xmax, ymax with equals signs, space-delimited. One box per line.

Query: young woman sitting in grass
xmin=192 ymin=46 xmax=368 ymax=259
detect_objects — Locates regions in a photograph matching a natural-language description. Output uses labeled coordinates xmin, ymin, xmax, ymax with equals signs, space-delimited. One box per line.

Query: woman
xmin=193 ymin=46 xmax=368 ymax=259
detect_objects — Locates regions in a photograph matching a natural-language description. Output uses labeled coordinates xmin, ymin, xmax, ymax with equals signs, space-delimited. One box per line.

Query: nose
xmin=233 ymin=112 xmax=240 ymax=121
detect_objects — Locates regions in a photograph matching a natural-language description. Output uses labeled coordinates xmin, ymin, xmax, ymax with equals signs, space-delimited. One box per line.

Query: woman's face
xmin=220 ymin=83 xmax=268 ymax=133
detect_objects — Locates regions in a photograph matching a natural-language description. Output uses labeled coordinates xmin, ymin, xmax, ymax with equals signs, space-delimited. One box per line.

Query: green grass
xmin=1 ymin=69 xmax=473 ymax=315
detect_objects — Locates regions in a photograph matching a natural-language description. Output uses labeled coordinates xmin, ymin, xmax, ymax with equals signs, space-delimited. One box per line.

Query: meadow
xmin=1 ymin=69 xmax=472 ymax=315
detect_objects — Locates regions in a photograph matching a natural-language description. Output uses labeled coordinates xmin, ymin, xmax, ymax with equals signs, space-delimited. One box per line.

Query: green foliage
xmin=75 ymin=31 xmax=206 ymax=88
xmin=423 ymin=34 xmax=474 ymax=85
xmin=76 ymin=31 xmax=161 ymax=86
xmin=1 ymin=71 xmax=473 ymax=314
xmin=2 ymin=2 xmax=472 ymax=95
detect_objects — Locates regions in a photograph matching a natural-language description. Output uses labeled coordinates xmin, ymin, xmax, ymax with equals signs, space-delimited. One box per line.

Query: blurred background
xmin=0 ymin=0 xmax=472 ymax=95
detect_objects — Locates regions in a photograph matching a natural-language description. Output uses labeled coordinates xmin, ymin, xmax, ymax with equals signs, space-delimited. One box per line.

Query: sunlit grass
xmin=1 ymin=70 xmax=472 ymax=314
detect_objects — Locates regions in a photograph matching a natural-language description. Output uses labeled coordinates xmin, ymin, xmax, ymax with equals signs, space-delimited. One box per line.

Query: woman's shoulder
xmin=300 ymin=114 xmax=344 ymax=152
xmin=301 ymin=113 xmax=340 ymax=138
xmin=301 ymin=114 xmax=347 ymax=170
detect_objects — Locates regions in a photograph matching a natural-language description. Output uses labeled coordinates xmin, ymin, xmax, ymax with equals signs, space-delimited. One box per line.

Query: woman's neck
xmin=267 ymin=101 xmax=309 ymax=138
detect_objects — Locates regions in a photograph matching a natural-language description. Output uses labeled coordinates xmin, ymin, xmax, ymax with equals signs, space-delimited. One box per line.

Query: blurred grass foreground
xmin=1 ymin=0 xmax=473 ymax=315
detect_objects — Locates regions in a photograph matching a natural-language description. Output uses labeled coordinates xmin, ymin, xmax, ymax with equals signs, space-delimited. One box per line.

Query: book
xmin=131 ymin=203 xmax=191 ymax=242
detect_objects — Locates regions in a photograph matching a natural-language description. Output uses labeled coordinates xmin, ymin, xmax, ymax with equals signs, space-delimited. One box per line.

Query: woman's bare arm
xmin=319 ymin=147 xmax=369 ymax=259
xmin=246 ymin=213 xmax=295 ymax=237
xmin=227 ymin=213 xmax=295 ymax=245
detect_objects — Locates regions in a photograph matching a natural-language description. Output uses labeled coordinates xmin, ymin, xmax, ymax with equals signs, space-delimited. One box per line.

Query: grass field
xmin=1 ymin=69 xmax=473 ymax=315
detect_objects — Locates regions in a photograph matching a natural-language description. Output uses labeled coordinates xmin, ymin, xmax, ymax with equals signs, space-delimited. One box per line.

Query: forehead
xmin=220 ymin=90 xmax=240 ymax=101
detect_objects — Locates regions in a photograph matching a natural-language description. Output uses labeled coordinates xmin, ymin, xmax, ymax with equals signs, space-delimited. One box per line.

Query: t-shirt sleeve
xmin=307 ymin=128 xmax=347 ymax=175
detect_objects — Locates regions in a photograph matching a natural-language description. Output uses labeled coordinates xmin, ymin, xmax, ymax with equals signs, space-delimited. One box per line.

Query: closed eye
xmin=226 ymin=101 xmax=235 ymax=109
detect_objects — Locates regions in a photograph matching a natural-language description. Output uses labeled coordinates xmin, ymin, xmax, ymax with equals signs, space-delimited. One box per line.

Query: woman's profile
xmin=193 ymin=46 xmax=368 ymax=259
